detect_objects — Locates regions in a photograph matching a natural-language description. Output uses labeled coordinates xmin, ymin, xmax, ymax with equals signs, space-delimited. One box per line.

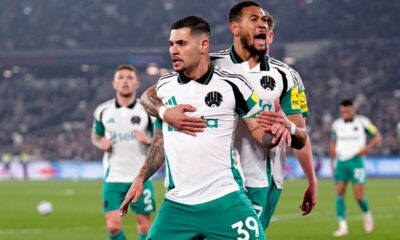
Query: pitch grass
xmin=0 ymin=179 xmax=399 ymax=240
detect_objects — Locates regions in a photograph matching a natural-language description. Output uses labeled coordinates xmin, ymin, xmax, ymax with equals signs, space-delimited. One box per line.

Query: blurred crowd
xmin=0 ymin=0 xmax=399 ymax=161
xmin=0 ymin=0 xmax=399 ymax=51
xmin=1 ymin=39 xmax=399 ymax=161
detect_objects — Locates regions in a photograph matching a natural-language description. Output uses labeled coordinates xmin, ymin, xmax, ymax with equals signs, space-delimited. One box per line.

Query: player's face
xmin=169 ymin=28 xmax=202 ymax=72
xmin=113 ymin=69 xmax=139 ymax=97
xmin=340 ymin=106 xmax=355 ymax=121
xmin=237 ymin=6 xmax=268 ymax=55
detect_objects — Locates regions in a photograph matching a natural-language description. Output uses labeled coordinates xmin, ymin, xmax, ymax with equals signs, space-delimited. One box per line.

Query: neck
xmin=183 ymin=56 xmax=211 ymax=80
xmin=116 ymin=93 xmax=135 ymax=107
xmin=233 ymin=39 xmax=261 ymax=69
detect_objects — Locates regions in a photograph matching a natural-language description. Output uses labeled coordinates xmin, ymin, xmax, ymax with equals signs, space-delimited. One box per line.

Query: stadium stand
xmin=0 ymin=0 xmax=399 ymax=160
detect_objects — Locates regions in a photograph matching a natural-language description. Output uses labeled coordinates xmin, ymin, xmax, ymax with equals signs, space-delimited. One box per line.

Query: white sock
xmin=339 ymin=219 xmax=348 ymax=230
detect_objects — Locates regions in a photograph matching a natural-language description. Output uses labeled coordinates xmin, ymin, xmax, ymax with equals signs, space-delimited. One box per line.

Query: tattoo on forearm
xmin=140 ymin=85 xmax=162 ymax=117
xmin=138 ymin=129 xmax=165 ymax=181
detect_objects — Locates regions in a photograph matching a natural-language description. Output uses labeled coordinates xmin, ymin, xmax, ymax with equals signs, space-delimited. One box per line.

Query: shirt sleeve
xmin=280 ymin=86 xmax=302 ymax=116
xmin=224 ymin=76 xmax=262 ymax=118
xmin=331 ymin=121 xmax=337 ymax=140
xmin=92 ymin=107 xmax=105 ymax=136
xmin=289 ymin=68 xmax=310 ymax=117
xmin=359 ymin=116 xmax=378 ymax=136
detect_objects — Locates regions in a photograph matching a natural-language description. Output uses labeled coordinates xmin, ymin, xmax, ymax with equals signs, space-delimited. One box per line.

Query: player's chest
xmin=337 ymin=122 xmax=364 ymax=138
xmin=162 ymin=82 xmax=236 ymax=116
xmin=102 ymin=108 xmax=148 ymax=132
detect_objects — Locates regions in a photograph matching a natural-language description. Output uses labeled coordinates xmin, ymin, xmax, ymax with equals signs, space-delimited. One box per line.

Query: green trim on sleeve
xmin=93 ymin=119 xmax=105 ymax=136
xmin=165 ymin=155 xmax=175 ymax=191
xmin=280 ymin=88 xmax=302 ymax=115
xmin=154 ymin=118 xmax=163 ymax=129
xmin=364 ymin=123 xmax=378 ymax=136
xmin=331 ymin=131 xmax=337 ymax=140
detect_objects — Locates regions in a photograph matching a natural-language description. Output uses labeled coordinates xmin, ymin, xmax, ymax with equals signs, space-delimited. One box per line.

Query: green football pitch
xmin=0 ymin=179 xmax=399 ymax=240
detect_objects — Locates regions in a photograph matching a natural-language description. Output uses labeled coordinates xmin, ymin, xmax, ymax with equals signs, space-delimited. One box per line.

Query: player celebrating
xmin=212 ymin=2 xmax=317 ymax=229
xmin=139 ymin=0 xmax=316 ymax=230
xmin=92 ymin=65 xmax=155 ymax=240
xmin=120 ymin=16 xmax=297 ymax=240
xmin=330 ymin=99 xmax=381 ymax=237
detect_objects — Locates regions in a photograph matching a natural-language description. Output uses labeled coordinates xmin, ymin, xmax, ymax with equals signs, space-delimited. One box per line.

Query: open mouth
xmin=254 ymin=33 xmax=267 ymax=45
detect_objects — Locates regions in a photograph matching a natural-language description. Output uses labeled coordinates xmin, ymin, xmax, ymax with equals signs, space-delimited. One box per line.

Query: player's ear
xmin=200 ymin=38 xmax=209 ymax=54
xmin=112 ymin=79 xmax=117 ymax=90
xmin=229 ymin=22 xmax=240 ymax=36
xmin=268 ymin=31 xmax=275 ymax=44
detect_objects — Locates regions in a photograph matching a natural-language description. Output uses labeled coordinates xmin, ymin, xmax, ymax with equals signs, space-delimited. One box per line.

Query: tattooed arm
xmin=242 ymin=118 xmax=292 ymax=149
xmin=140 ymin=84 xmax=163 ymax=118
xmin=119 ymin=127 xmax=165 ymax=215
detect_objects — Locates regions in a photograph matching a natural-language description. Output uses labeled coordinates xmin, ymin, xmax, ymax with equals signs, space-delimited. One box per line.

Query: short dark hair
xmin=115 ymin=64 xmax=137 ymax=74
xmin=229 ymin=1 xmax=261 ymax=22
xmin=171 ymin=16 xmax=211 ymax=37
xmin=340 ymin=99 xmax=353 ymax=107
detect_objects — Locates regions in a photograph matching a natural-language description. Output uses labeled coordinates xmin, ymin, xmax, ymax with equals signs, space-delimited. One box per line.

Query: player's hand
xmin=164 ymin=104 xmax=206 ymax=136
xmin=270 ymin=123 xmax=292 ymax=147
xmin=134 ymin=130 xmax=151 ymax=145
xmin=99 ymin=137 xmax=112 ymax=152
xmin=119 ymin=177 xmax=144 ymax=216
xmin=256 ymin=99 xmax=291 ymax=131
xmin=299 ymin=183 xmax=317 ymax=216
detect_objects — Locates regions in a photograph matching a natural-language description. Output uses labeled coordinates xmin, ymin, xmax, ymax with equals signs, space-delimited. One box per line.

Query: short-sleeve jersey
xmin=212 ymin=46 xmax=306 ymax=189
xmin=267 ymin=56 xmax=310 ymax=117
xmin=331 ymin=115 xmax=378 ymax=161
xmin=156 ymin=64 xmax=262 ymax=205
xmin=93 ymin=99 xmax=152 ymax=183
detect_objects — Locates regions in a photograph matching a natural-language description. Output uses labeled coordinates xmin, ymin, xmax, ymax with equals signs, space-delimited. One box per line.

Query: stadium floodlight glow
xmin=146 ymin=63 xmax=159 ymax=76
xmin=3 ymin=70 xmax=12 ymax=78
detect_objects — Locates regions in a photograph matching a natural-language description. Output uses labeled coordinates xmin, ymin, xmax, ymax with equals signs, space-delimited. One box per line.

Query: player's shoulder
xmin=94 ymin=98 xmax=115 ymax=119
xmin=210 ymin=48 xmax=231 ymax=60
xmin=95 ymin=99 xmax=115 ymax=112
xmin=156 ymin=71 xmax=179 ymax=90
xmin=267 ymin=56 xmax=296 ymax=72
xmin=213 ymin=66 xmax=254 ymax=93
xmin=332 ymin=118 xmax=343 ymax=126
xmin=267 ymin=56 xmax=304 ymax=89
xmin=354 ymin=115 xmax=370 ymax=122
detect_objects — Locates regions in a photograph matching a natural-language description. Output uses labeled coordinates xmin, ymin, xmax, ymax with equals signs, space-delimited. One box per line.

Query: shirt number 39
xmin=231 ymin=217 xmax=259 ymax=240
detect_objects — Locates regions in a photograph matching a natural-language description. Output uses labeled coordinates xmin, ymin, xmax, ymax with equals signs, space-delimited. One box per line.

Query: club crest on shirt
xmin=131 ymin=116 xmax=141 ymax=124
xmin=205 ymin=91 xmax=223 ymax=107
xmin=260 ymin=75 xmax=276 ymax=91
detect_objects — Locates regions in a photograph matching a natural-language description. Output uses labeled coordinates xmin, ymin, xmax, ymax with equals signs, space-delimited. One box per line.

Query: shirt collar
xmin=178 ymin=63 xmax=214 ymax=85
xmin=115 ymin=98 xmax=136 ymax=109
xmin=229 ymin=45 xmax=270 ymax=71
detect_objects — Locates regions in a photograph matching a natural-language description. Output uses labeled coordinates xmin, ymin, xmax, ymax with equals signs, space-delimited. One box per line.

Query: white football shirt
xmin=156 ymin=64 xmax=262 ymax=205
xmin=212 ymin=46 xmax=306 ymax=189
xmin=93 ymin=99 xmax=152 ymax=183
xmin=331 ymin=115 xmax=378 ymax=161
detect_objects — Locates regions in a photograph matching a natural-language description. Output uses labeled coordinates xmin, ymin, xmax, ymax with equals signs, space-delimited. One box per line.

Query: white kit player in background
xmin=92 ymin=64 xmax=155 ymax=240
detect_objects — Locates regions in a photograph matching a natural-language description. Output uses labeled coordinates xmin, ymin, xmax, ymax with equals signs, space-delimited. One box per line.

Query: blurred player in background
xmin=91 ymin=64 xmax=155 ymax=240
xmin=330 ymin=99 xmax=381 ymax=237
xmin=139 ymin=0 xmax=316 ymax=230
